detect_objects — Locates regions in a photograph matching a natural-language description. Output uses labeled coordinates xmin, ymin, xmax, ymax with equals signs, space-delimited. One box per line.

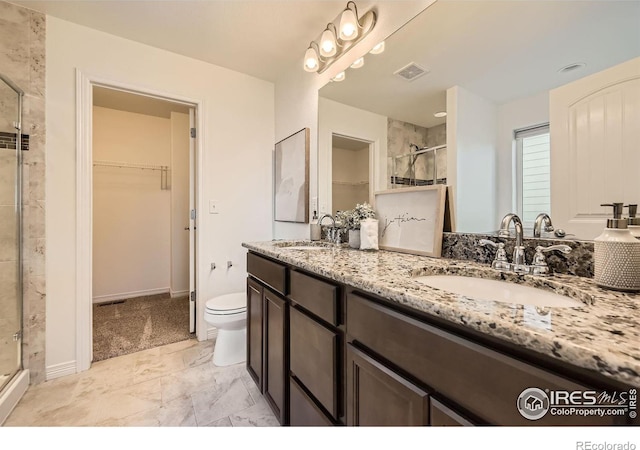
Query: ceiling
xmin=319 ymin=0 xmax=640 ymax=128
xmin=11 ymin=0 xmax=391 ymax=83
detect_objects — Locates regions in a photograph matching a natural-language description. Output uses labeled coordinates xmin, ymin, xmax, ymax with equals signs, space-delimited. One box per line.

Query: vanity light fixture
xmin=434 ymin=111 xmax=447 ymax=118
xmin=303 ymin=42 xmax=321 ymax=72
xmin=332 ymin=71 xmax=346 ymax=82
xmin=303 ymin=1 xmax=377 ymax=74
xmin=320 ymin=24 xmax=339 ymax=57
xmin=369 ymin=41 xmax=385 ymax=55
xmin=350 ymin=57 xmax=364 ymax=69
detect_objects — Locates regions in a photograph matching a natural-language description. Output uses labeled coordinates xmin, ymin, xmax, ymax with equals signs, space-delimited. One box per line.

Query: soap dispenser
xmin=594 ymin=203 xmax=640 ymax=292
xmin=626 ymin=204 xmax=640 ymax=239
xmin=310 ymin=210 xmax=321 ymax=241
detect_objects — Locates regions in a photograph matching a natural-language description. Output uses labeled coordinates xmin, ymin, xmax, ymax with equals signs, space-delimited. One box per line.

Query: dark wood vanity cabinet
xmin=246 ymin=253 xmax=288 ymax=425
xmin=246 ymin=250 xmax=636 ymax=427
xmin=346 ymin=291 xmax=631 ymax=426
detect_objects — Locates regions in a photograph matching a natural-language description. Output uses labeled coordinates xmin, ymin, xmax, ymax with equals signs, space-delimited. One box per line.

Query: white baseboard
xmin=207 ymin=327 xmax=218 ymax=341
xmin=0 ymin=370 xmax=29 ymax=425
xmin=170 ymin=289 xmax=189 ymax=298
xmin=46 ymin=361 xmax=77 ymax=380
xmin=93 ymin=287 xmax=170 ymax=303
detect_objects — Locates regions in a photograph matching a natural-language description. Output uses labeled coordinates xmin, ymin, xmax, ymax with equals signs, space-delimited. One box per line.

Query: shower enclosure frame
xmin=0 ymin=72 xmax=29 ymax=425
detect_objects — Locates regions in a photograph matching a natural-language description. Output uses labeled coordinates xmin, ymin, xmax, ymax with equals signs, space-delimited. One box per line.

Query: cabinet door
xmin=290 ymin=377 xmax=334 ymax=426
xmin=264 ymin=289 xmax=288 ymax=424
xmin=290 ymin=306 xmax=339 ymax=420
xmin=246 ymin=277 xmax=263 ymax=391
xmin=347 ymin=344 xmax=429 ymax=426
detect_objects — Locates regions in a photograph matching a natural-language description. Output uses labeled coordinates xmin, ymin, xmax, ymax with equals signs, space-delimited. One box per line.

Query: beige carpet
xmin=92 ymin=293 xmax=194 ymax=361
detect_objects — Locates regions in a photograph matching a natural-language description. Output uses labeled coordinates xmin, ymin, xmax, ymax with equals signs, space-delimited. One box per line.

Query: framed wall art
xmin=374 ymin=185 xmax=446 ymax=256
xmin=274 ymin=128 xmax=309 ymax=223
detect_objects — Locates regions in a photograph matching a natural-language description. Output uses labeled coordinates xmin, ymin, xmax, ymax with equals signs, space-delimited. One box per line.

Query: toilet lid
xmin=205 ymin=292 xmax=246 ymax=314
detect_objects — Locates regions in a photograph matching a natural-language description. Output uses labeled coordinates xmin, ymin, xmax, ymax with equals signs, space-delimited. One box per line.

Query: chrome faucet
xmin=318 ymin=213 xmax=339 ymax=244
xmin=498 ymin=213 xmax=527 ymax=273
xmin=533 ymin=213 xmax=554 ymax=238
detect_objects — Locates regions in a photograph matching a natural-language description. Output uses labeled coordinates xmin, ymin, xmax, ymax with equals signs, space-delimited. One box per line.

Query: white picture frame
xmin=374 ymin=185 xmax=446 ymax=256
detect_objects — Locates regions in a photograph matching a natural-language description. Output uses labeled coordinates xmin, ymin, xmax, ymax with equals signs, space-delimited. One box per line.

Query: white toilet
xmin=204 ymin=292 xmax=247 ymax=367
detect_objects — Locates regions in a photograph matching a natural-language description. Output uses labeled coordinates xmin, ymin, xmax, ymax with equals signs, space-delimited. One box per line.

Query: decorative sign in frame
xmin=374 ymin=185 xmax=447 ymax=257
xmin=274 ymin=128 xmax=310 ymax=223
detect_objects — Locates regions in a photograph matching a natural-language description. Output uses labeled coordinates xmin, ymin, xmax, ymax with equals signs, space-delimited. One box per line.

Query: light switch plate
xmin=209 ymin=200 xmax=219 ymax=214
xmin=311 ymin=196 xmax=318 ymax=214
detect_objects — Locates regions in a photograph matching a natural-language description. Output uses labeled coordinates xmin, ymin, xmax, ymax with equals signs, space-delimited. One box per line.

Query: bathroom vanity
xmin=243 ymin=240 xmax=640 ymax=426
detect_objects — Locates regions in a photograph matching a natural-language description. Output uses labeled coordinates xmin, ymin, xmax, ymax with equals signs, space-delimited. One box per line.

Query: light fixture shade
xmin=303 ymin=46 xmax=319 ymax=72
xmin=319 ymin=27 xmax=337 ymax=57
xmin=370 ymin=41 xmax=385 ymax=55
xmin=339 ymin=7 xmax=359 ymax=41
xmin=350 ymin=57 xmax=364 ymax=69
xmin=333 ymin=71 xmax=346 ymax=82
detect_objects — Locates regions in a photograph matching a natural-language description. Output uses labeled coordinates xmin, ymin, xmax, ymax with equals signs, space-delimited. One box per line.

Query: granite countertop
xmin=242 ymin=240 xmax=640 ymax=387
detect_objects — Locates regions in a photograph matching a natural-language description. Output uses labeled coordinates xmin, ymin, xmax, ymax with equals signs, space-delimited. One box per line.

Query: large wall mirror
xmin=318 ymin=0 xmax=640 ymax=240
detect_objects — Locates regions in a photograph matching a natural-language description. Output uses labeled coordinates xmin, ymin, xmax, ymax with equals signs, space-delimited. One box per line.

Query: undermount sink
xmin=414 ymin=275 xmax=584 ymax=308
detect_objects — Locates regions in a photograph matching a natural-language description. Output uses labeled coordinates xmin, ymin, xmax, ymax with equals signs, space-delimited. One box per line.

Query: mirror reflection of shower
xmin=331 ymin=134 xmax=371 ymax=216
xmin=0 ymin=73 xmax=24 ymax=394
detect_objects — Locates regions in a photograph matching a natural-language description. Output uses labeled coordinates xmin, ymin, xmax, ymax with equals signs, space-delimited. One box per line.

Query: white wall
xmin=319 ymin=97 xmax=387 ymax=216
xmin=170 ymin=112 xmax=190 ymax=297
xmin=446 ymin=86 xmax=498 ymax=233
xmin=46 ymin=17 xmax=274 ymax=370
xmin=92 ymin=106 xmax=171 ymax=301
xmin=274 ymin=1 xmax=435 ymax=239
xmin=496 ymin=91 xmax=549 ymax=225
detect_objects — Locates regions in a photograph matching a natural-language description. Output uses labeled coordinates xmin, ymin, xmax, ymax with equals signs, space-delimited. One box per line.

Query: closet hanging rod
xmin=93 ymin=160 xmax=168 ymax=171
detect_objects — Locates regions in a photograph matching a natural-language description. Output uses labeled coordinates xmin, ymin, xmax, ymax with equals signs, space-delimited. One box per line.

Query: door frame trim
xmin=75 ymin=69 xmax=205 ymax=372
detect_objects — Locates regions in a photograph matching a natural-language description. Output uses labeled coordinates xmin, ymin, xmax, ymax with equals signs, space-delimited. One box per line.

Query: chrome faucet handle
xmin=478 ymin=239 xmax=510 ymax=270
xmin=334 ymin=228 xmax=342 ymax=245
xmin=531 ymin=245 xmax=572 ymax=276
xmin=536 ymin=244 xmax=572 ymax=254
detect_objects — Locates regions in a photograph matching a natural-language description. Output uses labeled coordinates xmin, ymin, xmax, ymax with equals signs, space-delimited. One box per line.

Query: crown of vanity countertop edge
xmin=242 ymin=240 xmax=640 ymax=388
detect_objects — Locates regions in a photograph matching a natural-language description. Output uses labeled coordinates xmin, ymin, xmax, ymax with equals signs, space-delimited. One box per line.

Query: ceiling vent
xmin=394 ymin=62 xmax=429 ymax=81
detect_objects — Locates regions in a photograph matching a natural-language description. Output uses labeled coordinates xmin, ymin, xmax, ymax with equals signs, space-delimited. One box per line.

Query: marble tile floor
xmin=4 ymin=338 xmax=279 ymax=427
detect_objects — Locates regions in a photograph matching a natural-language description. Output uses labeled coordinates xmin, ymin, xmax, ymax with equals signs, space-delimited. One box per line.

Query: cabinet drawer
xmin=290 ymin=376 xmax=334 ymax=426
xmin=430 ymin=398 xmax=474 ymax=426
xmin=247 ymin=252 xmax=287 ymax=295
xmin=347 ymin=344 xmax=429 ymax=426
xmin=290 ymin=306 xmax=339 ymax=420
xmin=289 ymin=270 xmax=339 ymax=325
xmin=347 ymin=293 xmax=620 ymax=426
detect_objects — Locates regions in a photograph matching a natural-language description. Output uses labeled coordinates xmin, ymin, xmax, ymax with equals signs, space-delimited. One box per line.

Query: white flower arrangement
xmin=335 ymin=202 xmax=376 ymax=230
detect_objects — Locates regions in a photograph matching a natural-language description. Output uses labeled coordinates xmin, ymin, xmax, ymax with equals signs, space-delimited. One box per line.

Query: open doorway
xmin=331 ymin=134 xmax=372 ymax=216
xmin=91 ymin=87 xmax=196 ymax=361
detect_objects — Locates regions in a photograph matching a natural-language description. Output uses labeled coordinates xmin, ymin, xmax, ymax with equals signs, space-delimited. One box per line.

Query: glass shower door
xmin=0 ymin=77 xmax=23 ymax=392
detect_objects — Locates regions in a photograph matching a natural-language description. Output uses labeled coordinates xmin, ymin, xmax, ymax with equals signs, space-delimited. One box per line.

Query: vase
xmin=348 ymin=229 xmax=360 ymax=249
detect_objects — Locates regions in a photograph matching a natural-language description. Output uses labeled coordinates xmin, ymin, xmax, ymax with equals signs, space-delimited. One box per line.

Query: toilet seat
xmin=205 ymin=292 xmax=246 ymax=315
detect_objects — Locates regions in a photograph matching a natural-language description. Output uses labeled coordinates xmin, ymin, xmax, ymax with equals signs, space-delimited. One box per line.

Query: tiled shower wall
xmin=0 ymin=1 xmax=46 ymax=384
xmin=387 ymin=118 xmax=447 ymax=188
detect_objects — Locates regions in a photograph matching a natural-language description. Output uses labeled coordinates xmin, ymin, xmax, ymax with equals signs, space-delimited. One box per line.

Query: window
xmin=515 ymin=124 xmax=550 ymax=226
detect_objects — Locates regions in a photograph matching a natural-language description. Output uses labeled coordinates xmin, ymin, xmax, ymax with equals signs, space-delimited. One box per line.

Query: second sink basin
xmin=413 ymin=275 xmax=584 ymax=308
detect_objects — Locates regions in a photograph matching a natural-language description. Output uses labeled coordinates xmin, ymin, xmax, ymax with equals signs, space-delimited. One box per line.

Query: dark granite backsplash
xmin=442 ymin=232 xmax=594 ymax=278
